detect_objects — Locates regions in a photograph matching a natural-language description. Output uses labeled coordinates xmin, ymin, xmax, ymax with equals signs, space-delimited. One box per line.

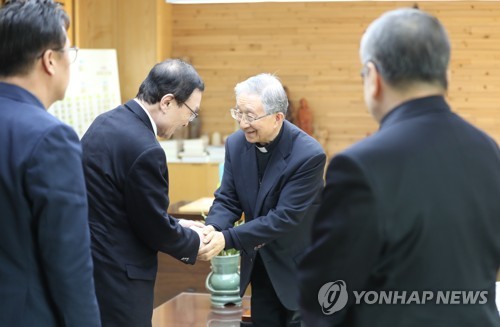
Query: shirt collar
xmin=255 ymin=123 xmax=285 ymax=153
xmin=0 ymin=82 xmax=45 ymax=109
xmin=134 ymin=98 xmax=157 ymax=136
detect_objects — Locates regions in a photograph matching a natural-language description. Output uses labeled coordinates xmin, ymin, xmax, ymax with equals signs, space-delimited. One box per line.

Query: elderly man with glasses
xmin=199 ymin=73 xmax=326 ymax=326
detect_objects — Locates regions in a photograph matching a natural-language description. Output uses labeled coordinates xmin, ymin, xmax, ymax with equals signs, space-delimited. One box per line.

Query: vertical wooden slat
xmin=157 ymin=0 xmax=173 ymax=62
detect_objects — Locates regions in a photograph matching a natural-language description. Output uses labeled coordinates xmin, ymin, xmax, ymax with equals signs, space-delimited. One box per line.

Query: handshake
xmin=179 ymin=219 xmax=226 ymax=261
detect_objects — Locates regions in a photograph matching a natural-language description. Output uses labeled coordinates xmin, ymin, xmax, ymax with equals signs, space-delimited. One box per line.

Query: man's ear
xmin=445 ymin=69 xmax=451 ymax=92
xmin=275 ymin=112 xmax=285 ymax=123
xmin=160 ymin=93 xmax=175 ymax=112
xmin=367 ymin=61 xmax=382 ymax=99
xmin=41 ymin=50 xmax=56 ymax=76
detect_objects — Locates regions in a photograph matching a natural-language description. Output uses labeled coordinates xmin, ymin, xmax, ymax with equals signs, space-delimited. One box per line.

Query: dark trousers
xmin=250 ymin=254 xmax=302 ymax=327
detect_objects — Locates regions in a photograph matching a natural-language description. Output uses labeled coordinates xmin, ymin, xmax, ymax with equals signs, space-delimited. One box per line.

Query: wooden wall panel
xmin=157 ymin=0 xmax=173 ymax=62
xmin=74 ymin=0 xmax=173 ymax=102
xmin=171 ymin=2 xmax=500 ymax=157
xmin=75 ymin=0 xmax=118 ymax=49
xmin=116 ymin=1 xmax=157 ymax=102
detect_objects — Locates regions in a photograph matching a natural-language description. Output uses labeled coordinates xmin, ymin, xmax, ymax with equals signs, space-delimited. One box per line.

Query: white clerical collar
xmin=134 ymin=98 xmax=157 ymax=136
xmin=255 ymin=144 xmax=268 ymax=153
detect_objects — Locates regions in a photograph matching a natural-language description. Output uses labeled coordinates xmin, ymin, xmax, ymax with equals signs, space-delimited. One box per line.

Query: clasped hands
xmin=178 ymin=219 xmax=225 ymax=261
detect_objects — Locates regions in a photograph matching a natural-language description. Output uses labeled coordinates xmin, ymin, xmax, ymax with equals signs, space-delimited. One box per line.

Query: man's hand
xmin=197 ymin=231 xmax=225 ymax=261
xmin=190 ymin=225 xmax=206 ymax=249
xmin=179 ymin=219 xmax=205 ymax=229
xmin=202 ymin=225 xmax=216 ymax=244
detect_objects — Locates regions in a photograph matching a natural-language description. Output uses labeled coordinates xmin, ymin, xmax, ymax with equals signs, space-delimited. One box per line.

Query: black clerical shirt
xmin=255 ymin=123 xmax=285 ymax=187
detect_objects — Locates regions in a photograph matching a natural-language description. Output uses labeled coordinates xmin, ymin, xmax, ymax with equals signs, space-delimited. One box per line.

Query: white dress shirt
xmin=134 ymin=98 xmax=157 ymax=136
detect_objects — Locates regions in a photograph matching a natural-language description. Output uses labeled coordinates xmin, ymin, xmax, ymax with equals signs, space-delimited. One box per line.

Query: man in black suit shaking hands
xmin=82 ymin=59 xmax=206 ymax=327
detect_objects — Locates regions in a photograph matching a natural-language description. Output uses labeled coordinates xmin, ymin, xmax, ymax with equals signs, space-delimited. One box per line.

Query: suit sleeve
xmin=26 ymin=124 xmax=101 ymax=327
xmin=208 ymin=134 xmax=327 ymax=254
xmin=124 ymin=146 xmax=200 ymax=264
xmin=298 ymin=154 xmax=383 ymax=327
xmin=231 ymin=152 xmax=326 ymax=254
xmin=205 ymin=140 xmax=244 ymax=231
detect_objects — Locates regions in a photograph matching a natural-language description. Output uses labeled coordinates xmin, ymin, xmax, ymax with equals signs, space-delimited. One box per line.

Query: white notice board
xmin=48 ymin=49 xmax=121 ymax=138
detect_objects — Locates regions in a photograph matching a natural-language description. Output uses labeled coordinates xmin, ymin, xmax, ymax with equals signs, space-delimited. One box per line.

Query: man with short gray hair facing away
xmin=299 ymin=8 xmax=500 ymax=327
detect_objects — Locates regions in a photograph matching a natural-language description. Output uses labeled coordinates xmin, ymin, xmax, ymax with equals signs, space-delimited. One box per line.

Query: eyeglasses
xmin=60 ymin=46 xmax=79 ymax=64
xmin=360 ymin=64 xmax=369 ymax=79
xmin=360 ymin=60 xmax=380 ymax=79
xmin=183 ymin=102 xmax=199 ymax=122
xmin=37 ymin=46 xmax=79 ymax=64
xmin=230 ymin=108 xmax=272 ymax=124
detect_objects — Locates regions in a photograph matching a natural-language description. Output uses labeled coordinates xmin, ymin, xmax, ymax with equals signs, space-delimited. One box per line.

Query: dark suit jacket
xmin=81 ymin=100 xmax=200 ymax=327
xmin=0 ymin=82 xmax=100 ymax=326
xmin=206 ymin=121 xmax=326 ymax=310
xmin=299 ymin=96 xmax=500 ymax=326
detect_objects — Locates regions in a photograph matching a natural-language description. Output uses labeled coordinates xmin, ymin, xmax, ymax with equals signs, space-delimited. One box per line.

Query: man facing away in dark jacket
xmin=299 ymin=8 xmax=500 ymax=327
xmin=0 ymin=1 xmax=100 ymax=326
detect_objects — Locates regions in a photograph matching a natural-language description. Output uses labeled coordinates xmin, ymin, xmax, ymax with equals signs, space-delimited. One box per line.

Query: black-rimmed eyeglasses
xmin=230 ymin=108 xmax=272 ymax=124
xmin=183 ymin=102 xmax=199 ymax=122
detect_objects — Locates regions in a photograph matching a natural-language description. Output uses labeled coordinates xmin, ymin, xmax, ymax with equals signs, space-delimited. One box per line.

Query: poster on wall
xmin=48 ymin=49 xmax=121 ymax=138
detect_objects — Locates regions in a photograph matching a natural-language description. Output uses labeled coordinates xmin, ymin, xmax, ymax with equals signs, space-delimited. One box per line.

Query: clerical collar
xmin=256 ymin=145 xmax=268 ymax=153
xmin=254 ymin=123 xmax=284 ymax=153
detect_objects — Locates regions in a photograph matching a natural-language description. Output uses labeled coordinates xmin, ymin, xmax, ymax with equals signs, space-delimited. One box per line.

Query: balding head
xmin=136 ymin=59 xmax=205 ymax=105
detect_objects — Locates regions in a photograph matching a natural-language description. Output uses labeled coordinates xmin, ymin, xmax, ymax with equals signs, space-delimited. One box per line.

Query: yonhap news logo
xmin=318 ymin=280 xmax=349 ymax=315
xmin=318 ymin=280 xmax=489 ymax=316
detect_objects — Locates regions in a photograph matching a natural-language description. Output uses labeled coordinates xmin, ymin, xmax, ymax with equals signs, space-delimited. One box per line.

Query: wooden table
xmin=152 ymin=292 xmax=250 ymax=327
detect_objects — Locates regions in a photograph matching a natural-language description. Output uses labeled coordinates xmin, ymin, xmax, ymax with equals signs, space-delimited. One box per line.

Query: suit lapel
xmin=254 ymin=152 xmax=286 ymax=215
xmin=254 ymin=121 xmax=293 ymax=216
xmin=241 ymin=143 xmax=259 ymax=218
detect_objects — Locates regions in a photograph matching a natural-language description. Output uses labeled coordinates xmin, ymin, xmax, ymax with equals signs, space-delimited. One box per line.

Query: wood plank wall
xmin=171 ymin=2 xmax=500 ymax=157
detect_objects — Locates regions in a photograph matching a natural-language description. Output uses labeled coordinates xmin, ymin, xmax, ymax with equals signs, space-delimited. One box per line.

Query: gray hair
xmin=234 ymin=73 xmax=288 ymax=115
xmin=360 ymin=8 xmax=450 ymax=90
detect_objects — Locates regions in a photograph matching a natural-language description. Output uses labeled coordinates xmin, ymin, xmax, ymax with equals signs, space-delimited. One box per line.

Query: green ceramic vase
xmin=205 ymin=254 xmax=242 ymax=308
